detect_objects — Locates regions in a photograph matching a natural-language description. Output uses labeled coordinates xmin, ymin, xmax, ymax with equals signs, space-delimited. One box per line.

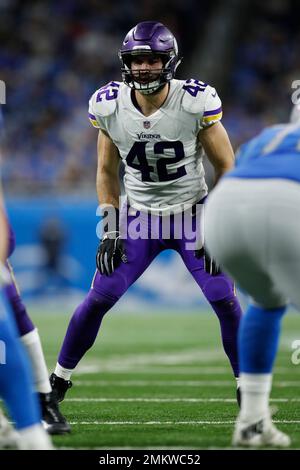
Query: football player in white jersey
xmin=50 ymin=22 xmax=243 ymax=409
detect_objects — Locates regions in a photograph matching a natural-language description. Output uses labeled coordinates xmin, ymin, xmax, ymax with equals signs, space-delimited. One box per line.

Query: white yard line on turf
xmin=68 ymin=420 xmax=300 ymax=426
xmin=74 ymin=380 xmax=300 ymax=387
xmin=65 ymin=397 xmax=299 ymax=403
xmin=75 ymin=349 xmax=226 ymax=374
xmin=76 ymin=366 xmax=232 ymax=375
xmin=76 ymin=364 xmax=294 ymax=375
xmin=75 ymin=380 xmax=234 ymax=386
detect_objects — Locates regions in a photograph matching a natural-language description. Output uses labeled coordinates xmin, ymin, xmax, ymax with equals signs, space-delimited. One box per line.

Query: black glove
xmin=96 ymin=231 xmax=127 ymax=276
xmin=194 ymin=246 xmax=221 ymax=276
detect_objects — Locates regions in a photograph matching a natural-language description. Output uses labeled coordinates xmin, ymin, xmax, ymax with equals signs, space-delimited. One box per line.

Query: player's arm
xmin=196 ymin=121 xmax=234 ymax=275
xmin=198 ymin=121 xmax=235 ymax=185
xmin=96 ymin=129 xmax=120 ymax=207
xmin=96 ymin=129 xmax=127 ymax=275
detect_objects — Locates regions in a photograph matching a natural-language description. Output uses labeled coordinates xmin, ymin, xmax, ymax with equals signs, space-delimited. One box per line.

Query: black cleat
xmin=40 ymin=392 xmax=71 ymax=435
xmin=236 ymin=387 xmax=241 ymax=408
xmin=50 ymin=373 xmax=72 ymax=403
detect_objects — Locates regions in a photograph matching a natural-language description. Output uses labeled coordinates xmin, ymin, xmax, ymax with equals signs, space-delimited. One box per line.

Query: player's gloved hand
xmin=194 ymin=247 xmax=221 ymax=276
xmin=96 ymin=231 xmax=127 ymax=276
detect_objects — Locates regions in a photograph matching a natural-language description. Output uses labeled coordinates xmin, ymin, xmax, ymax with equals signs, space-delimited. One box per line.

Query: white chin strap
xmin=133 ymin=79 xmax=162 ymax=95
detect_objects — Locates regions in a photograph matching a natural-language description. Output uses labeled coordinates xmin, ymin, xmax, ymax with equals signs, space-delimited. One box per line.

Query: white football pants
xmin=204 ymin=178 xmax=300 ymax=309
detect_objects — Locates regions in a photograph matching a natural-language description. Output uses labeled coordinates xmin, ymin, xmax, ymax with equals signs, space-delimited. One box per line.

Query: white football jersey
xmin=89 ymin=79 xmax=222 ymax=214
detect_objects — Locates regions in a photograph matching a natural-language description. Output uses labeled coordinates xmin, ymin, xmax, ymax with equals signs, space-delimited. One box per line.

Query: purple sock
xmin=4 ymin=281 xmax=35 ymax=336
xmin=210 ymin=296 xmax=242 ymax=377
xmin=58 ymin=289 xmax=117 ymax=369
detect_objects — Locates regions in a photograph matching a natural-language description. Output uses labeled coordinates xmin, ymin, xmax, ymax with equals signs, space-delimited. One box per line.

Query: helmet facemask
xmin=120 ymin=51 xmax=180 ymax=95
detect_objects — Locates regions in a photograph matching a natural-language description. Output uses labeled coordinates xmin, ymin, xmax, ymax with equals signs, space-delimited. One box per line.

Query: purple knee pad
xmin=202 ymin=276 xmax=234 ymax=302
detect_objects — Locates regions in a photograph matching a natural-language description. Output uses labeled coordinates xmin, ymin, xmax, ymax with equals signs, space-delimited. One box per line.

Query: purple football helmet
xmin=119 ymin=21 xmax=181 ymax=94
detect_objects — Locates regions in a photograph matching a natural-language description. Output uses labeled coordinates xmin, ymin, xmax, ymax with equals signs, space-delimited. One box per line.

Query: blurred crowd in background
xmin=0 ymin=0 xmax=299 ymax=194
xmin=225 ymin=0 xmax=300 ymax=150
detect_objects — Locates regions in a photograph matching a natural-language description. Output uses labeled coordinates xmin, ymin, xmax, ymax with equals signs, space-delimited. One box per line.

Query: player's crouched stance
xmin=51 ymin=21 xmax=242 ymax=406
xmin=203 ymin=106 xmax=300 ymax=447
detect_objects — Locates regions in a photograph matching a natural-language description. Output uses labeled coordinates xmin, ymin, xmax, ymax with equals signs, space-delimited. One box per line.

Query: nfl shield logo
xmin=143 ymin=121 xmax=151 ymax=129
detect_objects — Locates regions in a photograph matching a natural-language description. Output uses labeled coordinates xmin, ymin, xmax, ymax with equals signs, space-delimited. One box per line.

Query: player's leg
xmin=5 ymin=262 xmax=50 ymax=393
xmin=6 ymin=227 xmax=48 ymax=390
xmin=205 ymin=178 xmax=291 ymax=447
xmin=179 ymin=251 xmax=241 ymax=376
xmin=0 ymin=286 xmax=53 ymax=449
xmin=232 ymin=303 xmax=290 ymax=447
xmin=51 ymin=221 xmax=163 ymax=401
xmin=174 ymin=207 xmax=242 ymax=383
xmin=6 ymin=231 xmax=70 ymax=433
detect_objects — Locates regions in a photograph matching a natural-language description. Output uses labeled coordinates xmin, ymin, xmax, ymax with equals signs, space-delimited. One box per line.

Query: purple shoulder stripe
xmin=203 ymin=106 xmax=222 ymax=117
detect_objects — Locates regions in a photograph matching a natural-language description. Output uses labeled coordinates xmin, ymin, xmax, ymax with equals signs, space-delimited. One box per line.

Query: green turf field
xmin=14 ymin=310 xmax=300 ymax=448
